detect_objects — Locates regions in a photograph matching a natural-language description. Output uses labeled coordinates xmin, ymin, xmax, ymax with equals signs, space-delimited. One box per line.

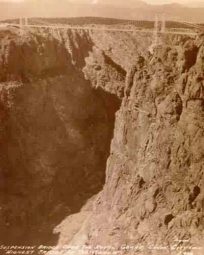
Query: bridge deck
xmin=0 ymin=23 xmax=198 ymax=36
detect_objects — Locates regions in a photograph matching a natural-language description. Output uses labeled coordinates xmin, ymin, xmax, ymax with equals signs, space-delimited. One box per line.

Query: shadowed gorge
xmin=0 ymin=28 xmax=121 ymax=245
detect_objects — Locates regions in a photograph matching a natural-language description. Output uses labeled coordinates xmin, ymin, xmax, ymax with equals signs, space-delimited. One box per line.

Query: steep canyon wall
xmin=0 ymin=27 xmax=203 ymax=255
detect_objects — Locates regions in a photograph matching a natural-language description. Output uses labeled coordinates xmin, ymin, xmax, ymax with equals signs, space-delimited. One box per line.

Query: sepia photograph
xmin=0 ymin=0 xmax=204 ymax=254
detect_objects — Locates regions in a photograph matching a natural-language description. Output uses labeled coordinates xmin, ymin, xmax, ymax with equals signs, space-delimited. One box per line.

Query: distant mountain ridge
xmin=0 ymin=0 xmax=204 ymax=23
xmin=185 ymin=1 xmax=204 ymax=8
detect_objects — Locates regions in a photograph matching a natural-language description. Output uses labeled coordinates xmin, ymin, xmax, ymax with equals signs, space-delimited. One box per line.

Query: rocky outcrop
xmin=52 ymin=35 xmax=204 ymax=255
xmin=0 ymin=26 xmax=203 ymax=255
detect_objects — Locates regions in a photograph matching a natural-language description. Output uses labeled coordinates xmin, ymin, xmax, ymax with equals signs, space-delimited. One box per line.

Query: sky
xmin=0 ymin=0 xmax=200 ymax=3
xmin=0 ymin=0 xmax=204 ymax=7
xmin=1 ymin=0 xmax=204 ymax=22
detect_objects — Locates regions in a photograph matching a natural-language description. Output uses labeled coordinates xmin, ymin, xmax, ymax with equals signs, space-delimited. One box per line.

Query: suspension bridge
xmin=1 ymin=16 xmax=203 ymax=45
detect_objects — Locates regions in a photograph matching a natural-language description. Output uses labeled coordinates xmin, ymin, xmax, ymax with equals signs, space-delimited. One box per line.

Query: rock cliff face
xmin=0 ymin=27 xmax=203 ymax=254
xmin=0 ymin=27 xmax=125 ymax=245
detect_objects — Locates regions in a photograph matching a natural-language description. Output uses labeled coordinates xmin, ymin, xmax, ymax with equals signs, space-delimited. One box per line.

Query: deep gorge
xmin=0 ymin=28 xmax=122 ymax=245
xmin=0 ymin=27 xmax=203 ymax=255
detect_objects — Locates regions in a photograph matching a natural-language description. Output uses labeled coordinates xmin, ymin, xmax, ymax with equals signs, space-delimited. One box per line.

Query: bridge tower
xmin=25 ymin=17 xmax=28 ymax=26
xmin=19 ymin=17 xmax=28 ymax=36
xmin=161 ymin=14 xmax=166 ymax=33
xmin=19 ymin=17 xmax=23 ymax=28
xmin=149 ymin=14 xmax=166 ymax=53
xmin=153 ymin=15 xmax=159 ymax=46
xmin=19 ymin=17 xmax=28 ymax=27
